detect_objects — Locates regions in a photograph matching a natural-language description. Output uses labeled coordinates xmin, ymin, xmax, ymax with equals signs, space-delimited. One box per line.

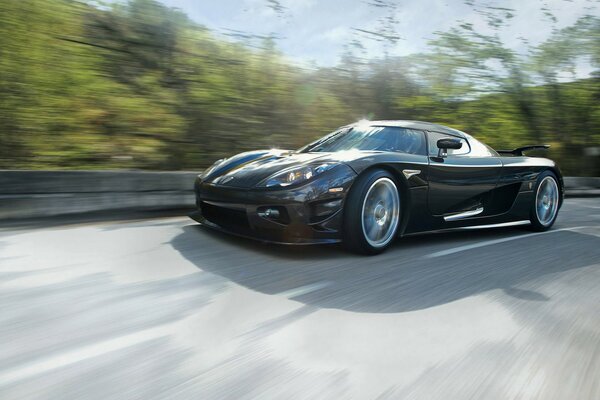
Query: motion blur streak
xmin=1 ymin=0 xmax=599 ymax=398
xmin=1 ymin=198 xmax=599 ymax=399
xmin=0 ymin=327 xmax=169 ymax=386
xmin=0 ymin=1 xmax=599 ymax=175
xmin=424 ymin=225 xmax=588 ymax=258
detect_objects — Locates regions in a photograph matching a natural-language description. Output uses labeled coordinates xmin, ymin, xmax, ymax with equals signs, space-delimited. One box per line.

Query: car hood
xmin=202 ymin=149 xmax=370 ymax=188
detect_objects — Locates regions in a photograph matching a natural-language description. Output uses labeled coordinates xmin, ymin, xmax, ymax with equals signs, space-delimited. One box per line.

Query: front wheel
xmin=343 ymin=170 xmax=401 ymax=255
xmin=528 ymin=171 xmax=560 ymax=231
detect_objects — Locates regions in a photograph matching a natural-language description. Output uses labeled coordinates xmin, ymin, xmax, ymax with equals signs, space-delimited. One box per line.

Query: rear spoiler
xmin=497 ymin=145 xmax=550 ymax=156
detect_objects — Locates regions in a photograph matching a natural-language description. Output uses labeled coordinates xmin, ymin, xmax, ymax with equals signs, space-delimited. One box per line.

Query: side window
xmin=427 ymin=131 xmax=469 ymax=156
xmin=395 ymin=128 xmax=427 ymax=155
xmin=463 ymin=133 xmax=498 ymax=157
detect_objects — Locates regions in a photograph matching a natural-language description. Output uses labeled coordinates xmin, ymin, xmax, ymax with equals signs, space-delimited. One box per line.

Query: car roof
xmin=357 ymin=120 xmax=467 ymax=138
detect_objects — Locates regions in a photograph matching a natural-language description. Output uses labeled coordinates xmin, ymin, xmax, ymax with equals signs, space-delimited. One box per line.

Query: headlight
xmin=201 ymin=158 xmax=226 ymax=178
xmin=259 ymin=163 xmax=337 ymax=188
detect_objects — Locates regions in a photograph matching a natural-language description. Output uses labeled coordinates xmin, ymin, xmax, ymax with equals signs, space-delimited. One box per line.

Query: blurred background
xmin=0 ymin=0 xmax=599 ymax=175
xmin=1 ymin=4 xmax=600 ymax=399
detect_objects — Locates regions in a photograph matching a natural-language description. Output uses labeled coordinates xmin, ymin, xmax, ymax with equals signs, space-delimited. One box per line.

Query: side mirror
xmin=436 ymin=138 xmax=462 ymax=158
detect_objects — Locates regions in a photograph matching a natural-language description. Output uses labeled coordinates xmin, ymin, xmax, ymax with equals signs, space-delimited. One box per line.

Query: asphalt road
xmin=1 ymin=198 xmax=599 ymax=399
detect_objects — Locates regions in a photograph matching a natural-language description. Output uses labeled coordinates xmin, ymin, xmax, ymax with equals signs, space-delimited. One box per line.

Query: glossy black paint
xmin=194 ymin=162 xmax=357 ymax=243
xmin=191 ymin=120 xmax=564 ymax=245
xmin=427 ymin=156 xmax=503 ymax=216
xmin=437 ymin=138 xmax=463 ymax=150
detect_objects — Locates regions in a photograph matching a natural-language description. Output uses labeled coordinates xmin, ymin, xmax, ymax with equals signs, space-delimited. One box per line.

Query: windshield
xmin=300 ymin=126 xmax=426 ymax=155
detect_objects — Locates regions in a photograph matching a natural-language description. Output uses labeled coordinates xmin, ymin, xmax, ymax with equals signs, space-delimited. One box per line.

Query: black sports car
xmin=191 ymin=120 xmax=563 ymax=254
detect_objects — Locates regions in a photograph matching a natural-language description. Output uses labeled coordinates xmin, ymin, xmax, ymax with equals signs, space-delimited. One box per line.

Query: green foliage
xmin=0 ymin=0 xmax=598 ymax=175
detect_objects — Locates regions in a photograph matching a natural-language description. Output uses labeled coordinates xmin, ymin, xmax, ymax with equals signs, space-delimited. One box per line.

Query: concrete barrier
xmin=0 ymin=171 xmax=597 ymax=221
xmin=0 ymin=170 xmax=199 ymax=220
xmin=563 ymin=177 xmax=600 ymax=197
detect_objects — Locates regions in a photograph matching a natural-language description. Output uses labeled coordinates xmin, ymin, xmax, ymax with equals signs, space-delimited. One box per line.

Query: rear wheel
xmin=343 ymin=169 xmax=401 ymax=254
xmin=528 ymin=171 xmax=560 ymax=231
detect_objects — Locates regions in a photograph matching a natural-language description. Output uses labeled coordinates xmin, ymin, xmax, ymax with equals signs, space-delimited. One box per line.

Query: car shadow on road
xmin=171 ymin=223 xmax=600 ymax=313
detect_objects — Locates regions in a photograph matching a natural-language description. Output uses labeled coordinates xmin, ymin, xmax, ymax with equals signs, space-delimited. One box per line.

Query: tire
xmin=343 ymin=169 xmax=401 ymax=255
xmin=528 ymin=170 xmax=560 ymax=231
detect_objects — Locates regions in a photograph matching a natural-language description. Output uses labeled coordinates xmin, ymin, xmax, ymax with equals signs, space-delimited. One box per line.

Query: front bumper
xmin=191 ymin=165 xmax=356 ymax=244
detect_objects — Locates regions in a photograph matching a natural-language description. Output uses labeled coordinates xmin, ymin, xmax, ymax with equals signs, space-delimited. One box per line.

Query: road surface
xmin=1 ymin=198 xmax=599 ymax=399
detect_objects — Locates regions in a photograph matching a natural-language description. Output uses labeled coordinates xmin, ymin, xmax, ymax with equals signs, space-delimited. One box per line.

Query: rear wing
xmin=497 ymin=145 xmax=550 ymax=156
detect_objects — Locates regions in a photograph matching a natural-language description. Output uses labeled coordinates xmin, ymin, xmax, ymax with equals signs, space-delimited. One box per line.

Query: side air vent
xmin=444 ymin=207 xmax=484 ymax=222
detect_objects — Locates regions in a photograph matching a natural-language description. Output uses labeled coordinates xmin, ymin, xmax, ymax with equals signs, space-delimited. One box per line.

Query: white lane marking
xmin=576 ymin=226 xmax=600 ymax=238
xmin=425 ymin=226 xmax=589 ymax=258
xmin=275 ymin=281 xmax=331 ymax=298
xmin=0 ymin=327 xmax=168 ymax=387
xmin=581 ymin=204 xmax=600 ymax=210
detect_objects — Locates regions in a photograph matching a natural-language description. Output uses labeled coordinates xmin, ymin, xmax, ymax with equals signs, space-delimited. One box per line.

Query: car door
xmin=426 ymin=131 xmax=502 ymax=217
